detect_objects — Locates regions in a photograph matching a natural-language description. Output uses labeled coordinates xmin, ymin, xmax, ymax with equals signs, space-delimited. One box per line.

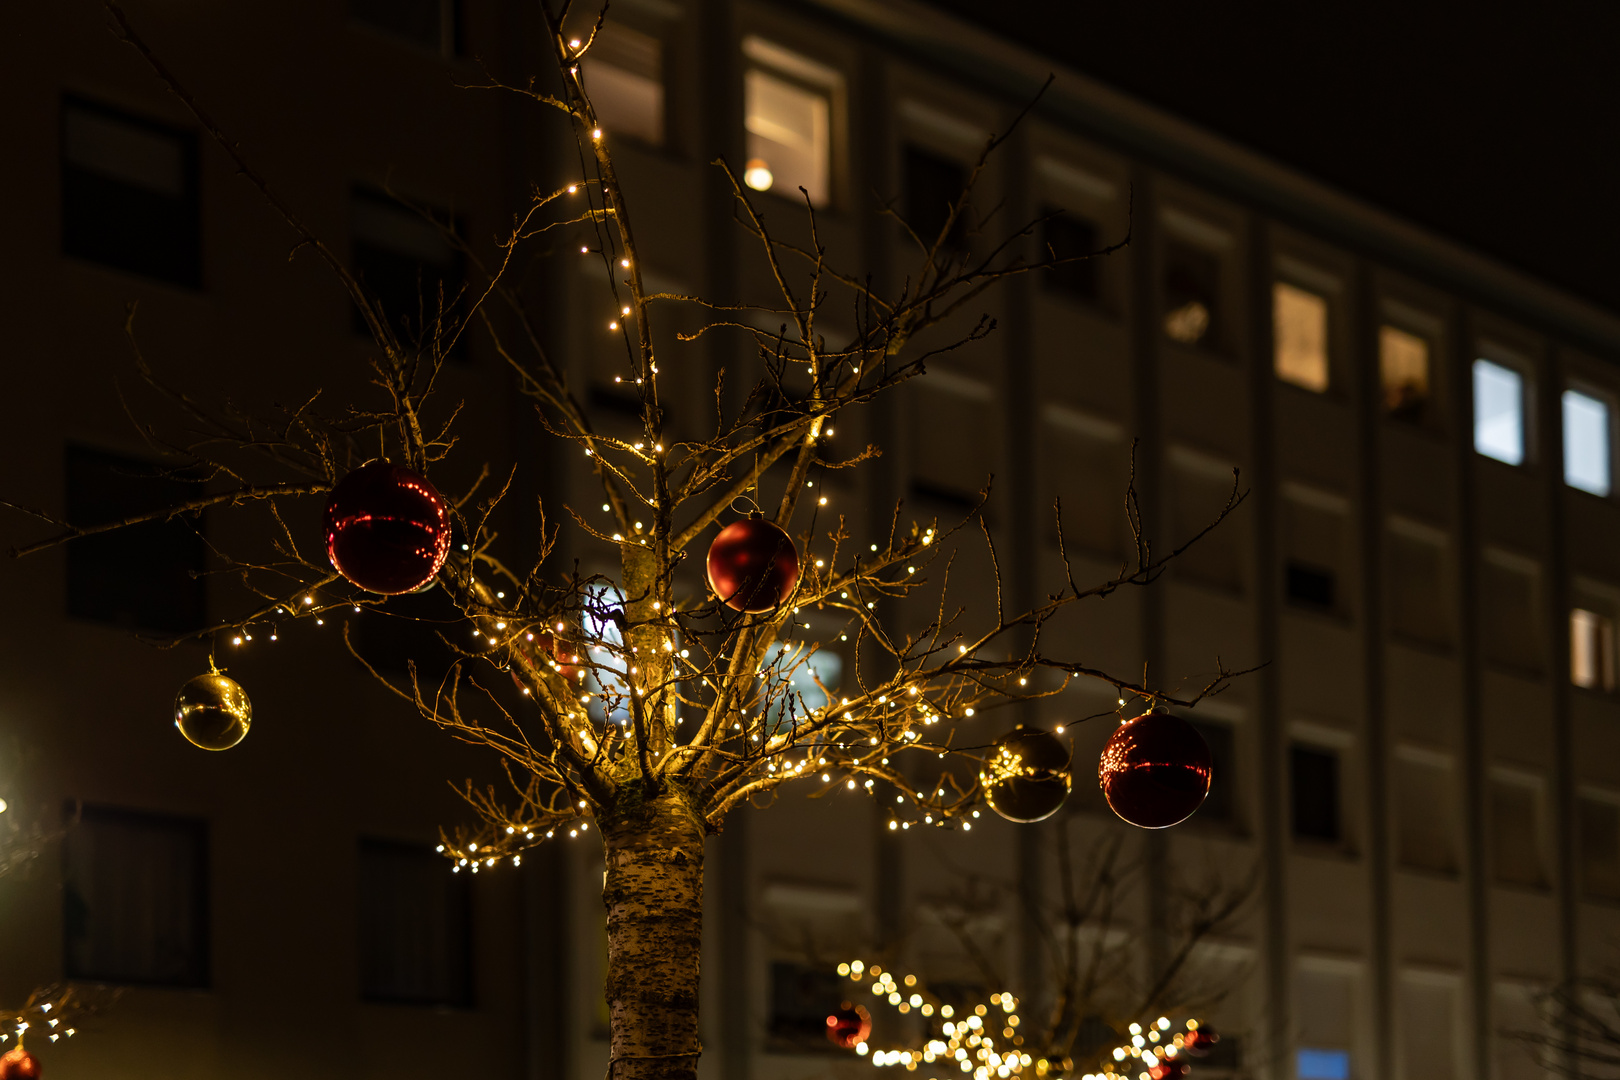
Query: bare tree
xmin=4 ymin=4 xmax=1253 ymax=1079
xmin=1512 ymin=978 xmax=1620 ymax=1080
xmin=841 ymin=819 xmax=1253 ymax=1077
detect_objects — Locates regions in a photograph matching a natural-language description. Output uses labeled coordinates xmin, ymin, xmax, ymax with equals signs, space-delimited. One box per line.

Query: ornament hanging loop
xmin=729 ymin=494 xmax=763 ymax=519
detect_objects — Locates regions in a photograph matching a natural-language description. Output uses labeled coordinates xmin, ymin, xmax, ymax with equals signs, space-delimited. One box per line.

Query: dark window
xmin=1162 ymin=241 xmax=1220 ymax=349
xmin=351 ymin=188 xmax=466 ymax=353
xmin=1189 ymin=719 xmax=1235 ymax=823
xmin=908 ymin=479 xmax=994 ymax=529
xmin=350 ymin=0 xmax=462 ymax=55
xmin=1291 ymin=744 xmax=1341 ymax=842
xmin=65 ymin=445 xmax=207 ymax=633
xmin=1200 ymin=1034 xmax=1243 ymax=1071
xmin=902 ymin=145 xmax=967 ymax=251
xmin=768 ymin=960 xmax=845 ymax=1049
xmin=1285 ymin=561 xmax=1336 ymax=611
xmin=61 ymin=96 xmax=200 ymax=287
xmin=62 ymin=805 xmax=209 ymax=987
xmin=1040 ymin=207 xmax=1101 ymax=302
xmin=359 ymin=839 xmax=473 ymax=1006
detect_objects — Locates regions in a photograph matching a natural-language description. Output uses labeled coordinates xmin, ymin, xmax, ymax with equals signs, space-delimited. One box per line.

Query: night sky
xmin=924 ymin=1 xmax=1620 ymax=318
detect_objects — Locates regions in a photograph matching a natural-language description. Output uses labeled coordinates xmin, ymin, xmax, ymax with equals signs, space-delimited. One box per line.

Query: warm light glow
xmin=743 ymin=157 xmax=774 ymax=192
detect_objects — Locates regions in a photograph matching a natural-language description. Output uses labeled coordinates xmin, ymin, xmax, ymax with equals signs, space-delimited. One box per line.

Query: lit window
xmin=1571 ymin=608 xmax=1616 ymax=691
xmin=61 ymin=96 xmax=200 ymax=287
xmin=1162 ymin=242 xmax=1220 ymax=348
xmin=742 ymin=39 xmax=835 ymax=207
xmin=1473 ymin=359 xmax=1525 ymax=465
xmin=1274 ymin=282 xmax=1329 ymax=392
xmin=581 ymin=22 xmax=663 ymax=146
xmin=1379 ymin=325 xmax=1430 ymax=420
xmin=1563 ymin=388 xmax=1612 ymax=495
xmin=1297 ymin=1049 xmax=1351 ymax=1080
xmin=762 ymin=652 xmax=842 ymax=735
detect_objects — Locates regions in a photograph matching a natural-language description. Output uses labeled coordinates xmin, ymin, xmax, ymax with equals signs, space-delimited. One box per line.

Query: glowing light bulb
xmin=743 ymin=158 xmax=773 ymax=191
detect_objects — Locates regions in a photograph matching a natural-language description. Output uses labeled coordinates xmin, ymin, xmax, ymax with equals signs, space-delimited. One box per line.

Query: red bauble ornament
xmin=1182 ymin=1026 xmax=1219 ymax=1058
xmin=706 ymin=514 xmax=799 ymax=613
xmin=982 ymin=725 xmax=1072 ymax=823
xmin=826 ymin=1002 xmax=872 ymax=1049
xmin=0 ymin=1047 xmax=41 ymax=1080
xmin=1098 ymin=710 xmax=1212 ymax=829
xmin=324 ymin=461 xmax=452 ymax=595
xmin=1148 ymin=1060 xmax=1188 ymax=1080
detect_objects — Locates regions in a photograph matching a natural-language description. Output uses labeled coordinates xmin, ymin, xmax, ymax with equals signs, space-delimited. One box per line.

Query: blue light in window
xmin=1563 ymin=388 xmax=1612 ymax=496
xmin=1473 ymin=359 xmax=1525 ymax=465
xmin=1296 ymin=1048 xmax=1350 ymax=1080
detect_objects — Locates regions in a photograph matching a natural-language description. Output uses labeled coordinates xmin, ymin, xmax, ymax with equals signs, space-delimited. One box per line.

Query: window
xmin=1480 ymin=549 xmax=1540 ymax=672
xmin=350 ymin=0 xmax=461 ymax=56
xmin=1163 ymin=241 xmax=1220 ymax=348
xmin=1488 ymin=772 xmax=1545 ymax=888
xmin=768 ymin=960 xmax=846 ymax=1049
xmin=1291 ymin=744 xmax=1340 ymax=843
xmin=909 ymin=375 xmax=994 ymax=518
xmin=62 ymin=805 xmax=208 ymax=987
xmin=1283 ymin=485 xmax=1346 ymax=615
xmin=742 ymin=38 xmax=836 ymax=207
xmin=61 ymin=96 xmax=200 ymax=287
xmin=1398 ymin=976 xmax=1460 ymax=1080
xmin=1297 ymin=1049 xmax=1351 ymax=1080
xmin=1274 ymin=282 xmax=1329 ymax=392
xmin=358 ymin=839 xmax=472 ymax=1005
xmin=1563 ymin=388 xmax=1612 ymax=495
xmin=902 ymin=145 xmax=967 ymax=251
xmin=581 ymin=22 xmax=664 ymax=146
xmin=1040 ymin=208 xmax=1101 ymax=301
xmin=351 ymin=188 xmax=465 ymax=348
xmin=1380 ymin=325 xmax=1431 ymax=421
xmin=762 ymin=651 xmax=841 ymax=736
xmin=1295 ymin=964 xmax=1356 ymax=1080
xmin=1473 ymin=359 xmax=1526 ymax=465
xmin=65 ymin=444 xmax=207 ymax=633
xmin=1189 ymin=719 xmax=1236 ymax=823
xmin=1387 ymin=518 xmax=1449 ymax=646
xmin=1168 ymin=447 xmax=1244 ymax=592
xmin=1041 ymin=405 xmax=1126 ymax=558
xmin=1578 ymin=793 xmax=1620 ymax=901
xmin=1393 ymin=749 xmax=1457 ymax=873
xmin=1571 ymin=608 xmax=1616 ymax=690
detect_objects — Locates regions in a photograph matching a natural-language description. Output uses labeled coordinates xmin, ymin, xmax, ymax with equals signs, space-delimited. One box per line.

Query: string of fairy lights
xmin=833 ymin=959 xmax=1213 ymax=1080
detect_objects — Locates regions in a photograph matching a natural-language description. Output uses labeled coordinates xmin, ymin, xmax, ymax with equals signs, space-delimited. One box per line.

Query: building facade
xmin=2 ymin=2 xmax=1616 ymax=1080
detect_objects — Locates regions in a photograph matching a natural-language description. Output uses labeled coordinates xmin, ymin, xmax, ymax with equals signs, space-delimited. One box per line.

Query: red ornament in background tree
xmin=1148 ymin=1060 xmax=1188 ymax=1080
xmin=706 ymin=513 xmax=799 ymax=613
xmin=982 ymin=725 xmax=1073 ymax=823
xmin=1181 ymin=1026 xmax=1219 ymax=1057
xmin=826 ymin=1002 xmax=872 ymax=1049
xmin=0 ymin=1046 xmax=41 ymax=1080
xmin=1098 ymin=710 xmax=1212 ymax=829
xmin=323 ymin=461 xmax=452 ymax=595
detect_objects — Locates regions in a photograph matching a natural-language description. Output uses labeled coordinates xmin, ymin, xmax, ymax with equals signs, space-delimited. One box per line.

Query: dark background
xmin=923 ymin=0 xmax=1620 ymax=316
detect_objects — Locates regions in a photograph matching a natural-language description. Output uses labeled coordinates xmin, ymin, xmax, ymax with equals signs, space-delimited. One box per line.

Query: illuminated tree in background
xmin=6 ymin=4 xmax=1250 ymax=1078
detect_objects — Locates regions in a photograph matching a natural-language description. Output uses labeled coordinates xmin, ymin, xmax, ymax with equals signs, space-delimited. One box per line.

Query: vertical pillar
xmin=1450 ymin=312 xmax=1492 ymax=1079
xmin=1247 ymin=217 xmax=1290 ymax=1080
xmin=1353 ymin=266 xmax=1395 ymax=1080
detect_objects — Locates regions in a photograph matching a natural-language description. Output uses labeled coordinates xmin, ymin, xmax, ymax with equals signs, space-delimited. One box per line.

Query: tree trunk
xmin=601 ymin=787 xmax=707 ymax=1080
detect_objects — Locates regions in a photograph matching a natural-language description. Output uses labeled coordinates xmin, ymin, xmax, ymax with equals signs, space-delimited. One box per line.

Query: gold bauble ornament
xmin=174 ymin=670 xmax=252 ymax=751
